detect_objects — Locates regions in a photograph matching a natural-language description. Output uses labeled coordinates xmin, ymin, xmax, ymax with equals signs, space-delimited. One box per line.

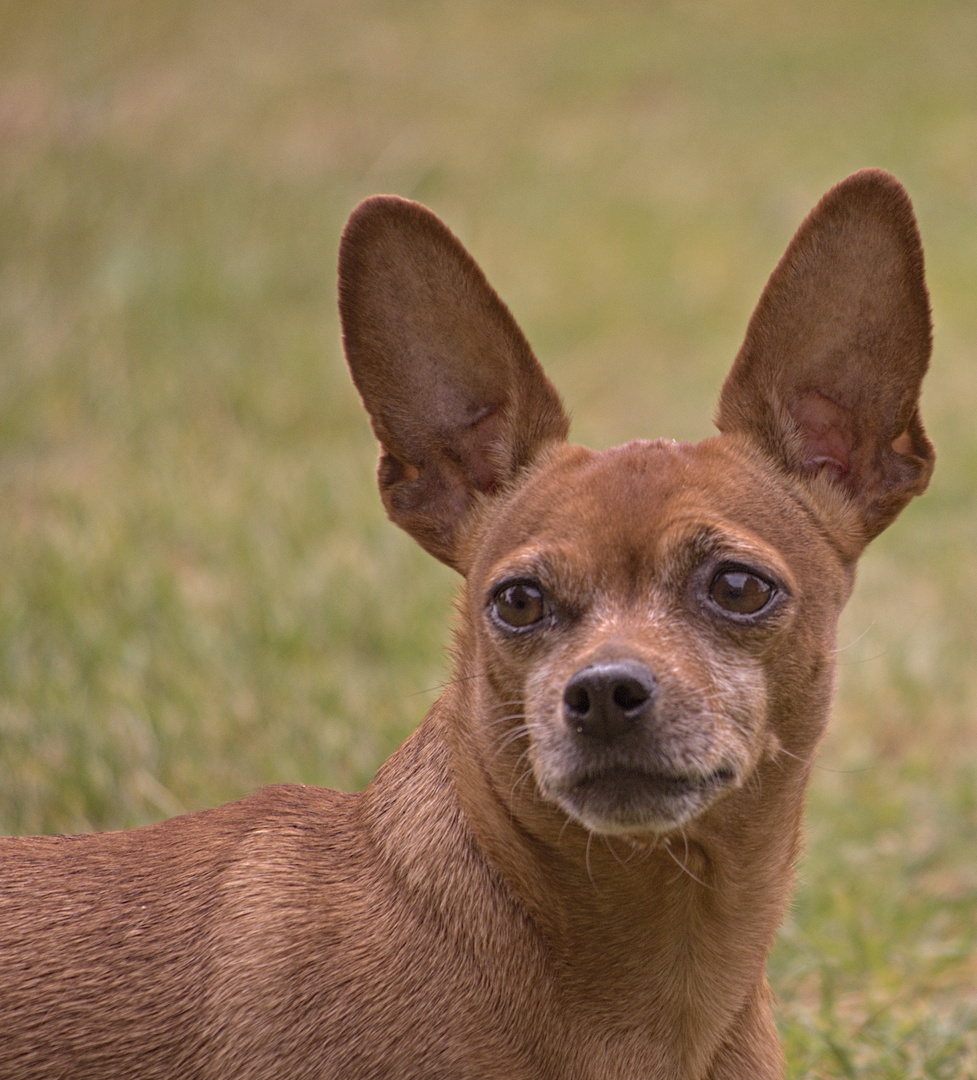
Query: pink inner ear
xmin=890 ymin=427 xmax=914 ymax=456
xmin=455 ymin=404 xmax=506 ymax=494
xmin=791 ymin=390 xmax=853 ymax=480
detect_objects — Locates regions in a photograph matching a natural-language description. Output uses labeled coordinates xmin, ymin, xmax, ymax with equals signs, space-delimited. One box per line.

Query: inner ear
xmin=790 ymin=391 xmax=854 ymax=480
xmin=338 ymin=196 xmax=569 ymax=571
xmin=716 ymin=169 xmax=934 ymax=541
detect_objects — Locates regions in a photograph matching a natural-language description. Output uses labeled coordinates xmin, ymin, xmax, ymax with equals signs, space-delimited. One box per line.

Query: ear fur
xmin=338 ymin=196 xmax=569 ymax=572
xmin=716 ymin=169 xmax=934 ymax=542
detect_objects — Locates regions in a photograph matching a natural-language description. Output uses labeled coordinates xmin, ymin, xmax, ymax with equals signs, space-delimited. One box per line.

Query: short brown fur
xmin=0 ymin=170 xmax=933 ymax=1078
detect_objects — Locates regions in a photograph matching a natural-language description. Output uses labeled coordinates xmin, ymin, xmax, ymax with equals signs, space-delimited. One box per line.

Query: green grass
xmin=1 ymin=1 xmax=975 ymax=1074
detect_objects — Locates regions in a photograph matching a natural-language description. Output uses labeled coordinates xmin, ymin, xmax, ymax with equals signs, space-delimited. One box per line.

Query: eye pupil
xmin=492 ymin=582 xmax=546 ymax=629
xmin=710 ymin=569 xmax=773 ymax=615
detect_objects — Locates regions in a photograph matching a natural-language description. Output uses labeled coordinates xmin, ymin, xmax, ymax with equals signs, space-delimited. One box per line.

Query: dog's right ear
xmin=339 ymin=197 xmax=569 ymax=573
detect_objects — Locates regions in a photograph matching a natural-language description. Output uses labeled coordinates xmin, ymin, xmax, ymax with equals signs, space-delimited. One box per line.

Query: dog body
xmin=0 ymin=171 xmax=933 ymax=1079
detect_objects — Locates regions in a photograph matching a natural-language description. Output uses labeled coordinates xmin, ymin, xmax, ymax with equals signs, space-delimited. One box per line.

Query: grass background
xmin=1 ymin=1 xmax=975 ymax=1075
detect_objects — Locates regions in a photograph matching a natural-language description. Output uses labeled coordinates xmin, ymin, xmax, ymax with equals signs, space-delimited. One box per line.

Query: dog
xmin=0 ymin=169 xmax=933 ymax=1079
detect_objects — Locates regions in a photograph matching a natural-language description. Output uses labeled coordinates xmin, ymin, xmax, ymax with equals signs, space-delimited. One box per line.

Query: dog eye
xmin=709 ymin=568 xmax=774 ymax=616
xmin=490 ymin=581 xmax=547 ymax=630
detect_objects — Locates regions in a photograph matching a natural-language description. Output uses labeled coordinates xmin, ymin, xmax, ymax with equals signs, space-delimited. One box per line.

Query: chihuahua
xmin=0 ymin=169 xmax=933 ymax=1078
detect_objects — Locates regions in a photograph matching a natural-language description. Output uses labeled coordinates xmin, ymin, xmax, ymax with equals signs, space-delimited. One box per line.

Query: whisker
xmin=662 ymin=833 xmax=716 ymax=891
xmin=772 ymin=743 xmax=874 ymax=776
xmin=832 ymin=622 xmax=874 ymax=655
xmin=410 ymin=671 xmax=487 ymax=697
xmin=508 ymin=762 xmax=536 ymax=805
xmin=835 ymin=650 xmax=888 ymax=667
xmin=602 ymin=834 xmax=637 ymax=871
xmin=485 ymin=711 xmax=529 ymax=730
xmin=585 ymin=831 xmax=600 ymax=893
xmin=494 ymin=727 xmax=531 ymax=756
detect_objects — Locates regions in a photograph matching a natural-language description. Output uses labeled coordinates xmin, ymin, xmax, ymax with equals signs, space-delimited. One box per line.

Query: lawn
xmin=1 ymin=2 xmax=975 ymax=1075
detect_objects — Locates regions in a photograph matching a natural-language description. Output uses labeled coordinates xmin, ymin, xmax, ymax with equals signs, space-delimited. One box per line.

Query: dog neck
xmin=361 ymin=664 xmax=812 ymax=1076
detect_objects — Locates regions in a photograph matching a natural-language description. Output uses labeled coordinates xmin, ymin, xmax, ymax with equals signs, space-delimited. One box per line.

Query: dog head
xmin=338 ymin=171 xmax=932 ymax=840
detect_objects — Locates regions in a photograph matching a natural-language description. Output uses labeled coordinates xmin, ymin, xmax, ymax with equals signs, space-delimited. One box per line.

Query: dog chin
xmin=550 ymin=766 xmax=737 ymax=836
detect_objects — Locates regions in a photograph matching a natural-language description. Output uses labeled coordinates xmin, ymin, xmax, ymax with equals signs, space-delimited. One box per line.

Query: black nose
xmin=563 ymin=660 xmax=657 ymax=743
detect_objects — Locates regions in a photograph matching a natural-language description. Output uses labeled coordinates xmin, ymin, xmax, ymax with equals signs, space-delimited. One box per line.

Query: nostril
xmin=611 ymin=678 xmax=650 ymax=714
xmin=563 ymin=682 xmax=592 ymax=719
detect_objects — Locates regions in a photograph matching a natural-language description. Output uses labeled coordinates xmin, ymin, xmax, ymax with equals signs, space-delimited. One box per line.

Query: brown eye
xmin=709 ymin=568 xmax=774 ymax=616
xmin=491 ymin=581 xmax=546 ymax=630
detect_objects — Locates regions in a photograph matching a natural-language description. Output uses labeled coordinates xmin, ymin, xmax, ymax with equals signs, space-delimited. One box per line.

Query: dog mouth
xmin=551 ymin=764 xmax=737 ymax=835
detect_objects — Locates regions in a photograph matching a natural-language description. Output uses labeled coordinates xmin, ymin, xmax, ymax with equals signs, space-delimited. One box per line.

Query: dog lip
xmin=568 ymin=764 xmax=735 ymax=795
xmin=552 ymin=764 xmax=738 ymax=832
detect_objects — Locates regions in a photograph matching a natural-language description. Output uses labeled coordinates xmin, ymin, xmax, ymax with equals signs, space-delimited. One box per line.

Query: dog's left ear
xmin=716 ymin=169 xmax=934 ymax=543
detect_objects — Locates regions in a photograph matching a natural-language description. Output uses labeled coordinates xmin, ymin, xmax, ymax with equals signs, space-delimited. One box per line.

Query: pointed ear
xmin=338 ymin=196 xmax=569 ymax=572
xmin=716 ymin=169 xmax=934 ymax=543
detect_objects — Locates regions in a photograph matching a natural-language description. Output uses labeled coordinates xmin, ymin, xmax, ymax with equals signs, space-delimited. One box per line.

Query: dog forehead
xmin=475 ymin=436 xmax=812 ymax=583
xmin=514 ymin=437 xmax=771 ymax=530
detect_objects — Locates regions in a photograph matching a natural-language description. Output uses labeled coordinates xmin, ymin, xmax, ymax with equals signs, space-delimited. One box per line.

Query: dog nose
xmin=563 ymin=660 xmax=657 ymax=743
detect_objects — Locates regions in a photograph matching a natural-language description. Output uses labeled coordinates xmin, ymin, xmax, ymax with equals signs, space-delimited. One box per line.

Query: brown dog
xmin=0 ymin=170 xmax=933 ymax=1079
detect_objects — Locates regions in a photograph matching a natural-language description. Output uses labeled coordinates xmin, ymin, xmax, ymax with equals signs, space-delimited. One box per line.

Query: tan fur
xmin=0 ymin=170 xmax=933 ymax=1079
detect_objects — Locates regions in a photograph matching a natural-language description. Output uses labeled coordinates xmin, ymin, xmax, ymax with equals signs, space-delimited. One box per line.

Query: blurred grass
xmin=1 ymin=1 xmax=975 ymax=1074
